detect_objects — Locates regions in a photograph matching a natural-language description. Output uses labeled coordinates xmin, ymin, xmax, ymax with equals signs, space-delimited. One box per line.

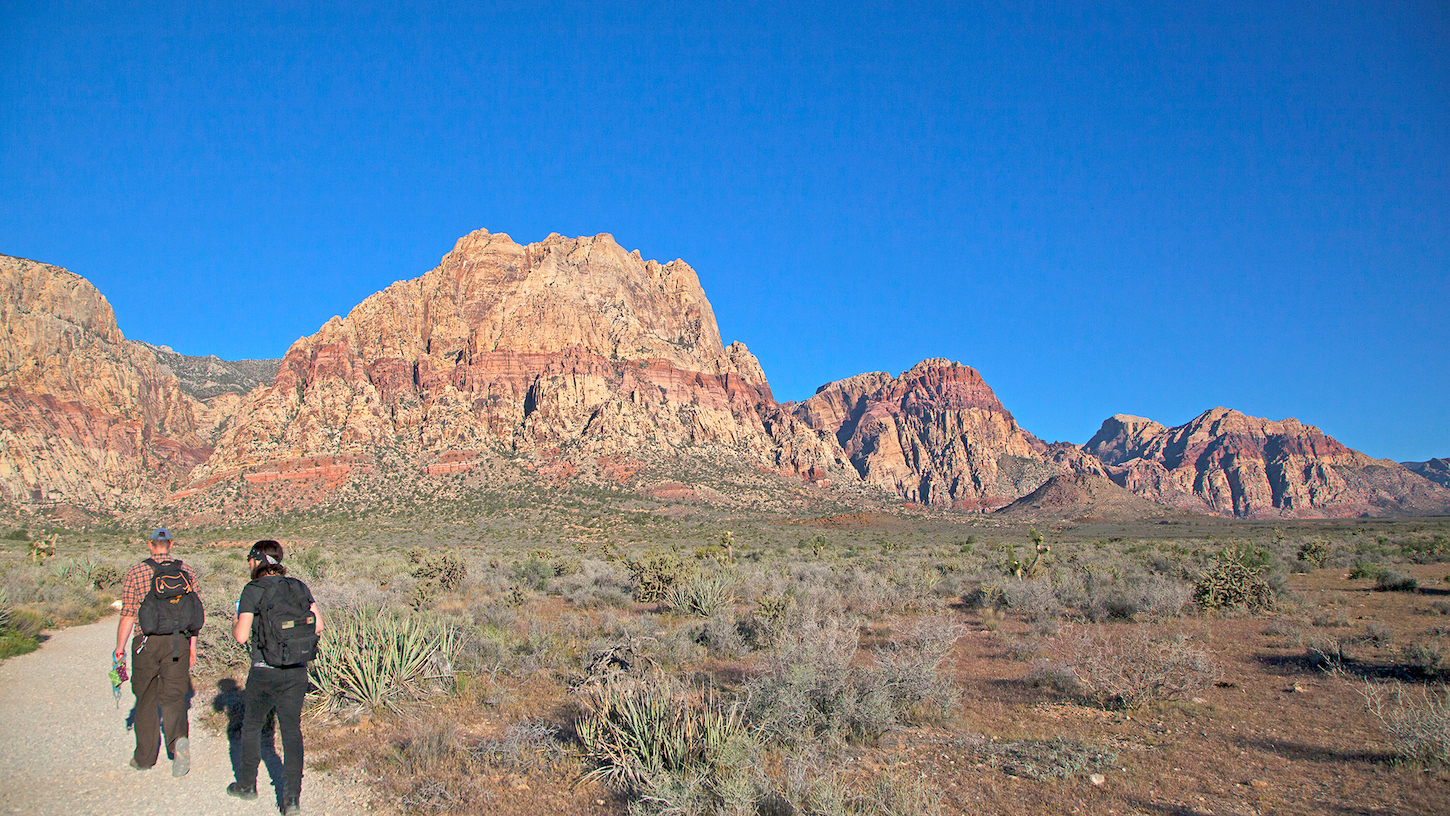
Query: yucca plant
xmin=309 ymin=608 xmax=459 ymax=712
xmin=0 ymin=589 xmax=12 ymax=631
xmin=576 ymin=674 xmax=744 ymax=791
xmin=662 ymin=573 xmax=736 ymax=618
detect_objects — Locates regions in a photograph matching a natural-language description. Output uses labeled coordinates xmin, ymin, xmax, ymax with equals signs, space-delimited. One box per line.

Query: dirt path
xmin=0 ymin=616 xmax=377 ymax=816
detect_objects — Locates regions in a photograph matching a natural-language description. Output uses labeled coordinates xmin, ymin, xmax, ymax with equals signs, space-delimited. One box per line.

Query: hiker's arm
xmin=189 ymin=635 xmax=197 ymax=668
xmin=233 ymin=612 xmax=253 ymax=644
xmin=115 ymin=614 xmax=135 ymax=657
xmin=310 ymin=602 xmax=324 ymax=634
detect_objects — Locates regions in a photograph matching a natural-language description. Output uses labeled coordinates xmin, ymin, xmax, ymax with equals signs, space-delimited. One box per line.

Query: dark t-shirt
xmin=238 ymin=575 xmax=316 ymax=668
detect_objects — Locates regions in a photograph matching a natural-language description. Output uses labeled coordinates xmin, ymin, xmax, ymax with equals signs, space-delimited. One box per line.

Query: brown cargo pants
xmin=130 ymin=633 xmax=191 ymax=768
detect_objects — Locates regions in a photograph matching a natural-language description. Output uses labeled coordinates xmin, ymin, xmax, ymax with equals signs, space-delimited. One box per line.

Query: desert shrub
xmin=194 ymin=595 xmax=249 ymax=677
xmin=471 ymin=720 xmax=569 ymax=772
xmin=1374 ymin=571 xmax=1418 ymax=593
xmin=510 ymin=557 xmax=553 ymax=592
xmin=698 ymin=611 xmax=747 ymax=658
xmin=1049 ymin=626 xmax=1220 ymax=710
xmin=309 ymin=607 xmax=459 ymax=711
xmin=986 ymin=737 xmax=1117 ymax=780
xmin=744 ymin=614 xmax=898 ymax=745
xmin=627 ymin=551 xmax=697 ymax=603
xmin=1002 ymin=577 xmax=1059 ymax=622
xmin=3 ymin=529 xmax=28 ymax=541
xmin=663 ymin=573 xmax=736 ymax=618
xmin=1400 ymin=641 xmax=1448 ymax=679
xmin=575 ymin=674 xmax=746 ymax=791
xmin=90 ymin=562 xmax=123 ymax=590
xmin=866 ymin=616 xmax=963 ymax=724
xmin=295 ymin=547 xmax=328 ymax=582
xmin=0 ymin=589 xmax=40 ymax=659
xmin=1362 ymin=682 xmax=1450 ymax=766
xmin=1350 ymin=561 xmax=1389 ymax=581
xmin=1306 ymin=636 xmax=1356 ymax=670
xmin=1062 ymin=567 xmax=1191 ymax=622
xmin=1194 ymin=546 xmax=1274 ymax=612
xmin=372 ymin=718 xmax=489 ymax=814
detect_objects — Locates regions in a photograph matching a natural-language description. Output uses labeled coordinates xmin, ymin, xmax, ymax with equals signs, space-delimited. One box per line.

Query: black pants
xmin=130 ymin=633 xmax=191 ymax=767
xmin=238 ymin=664 xmax=307 ymax=798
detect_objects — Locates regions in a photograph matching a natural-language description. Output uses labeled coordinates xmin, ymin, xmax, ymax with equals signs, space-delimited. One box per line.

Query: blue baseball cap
xmin=150 ymin=528 xmax=172 ymax=542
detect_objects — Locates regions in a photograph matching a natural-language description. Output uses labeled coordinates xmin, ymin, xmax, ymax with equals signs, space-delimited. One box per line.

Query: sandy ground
xmin=0 ymin=616 xmax=376 ymax=816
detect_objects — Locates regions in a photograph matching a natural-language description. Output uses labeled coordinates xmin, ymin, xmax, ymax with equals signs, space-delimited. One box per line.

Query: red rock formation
xmin=794 ymin=359 xmax=1060 ymax=509
xmin=195 ymin=230 xmax=845 ymax=487
xmin=1083 ymin=408 xmax=1450 ymax=518
xmin=0 ymin=255 xmax=211 ymax=510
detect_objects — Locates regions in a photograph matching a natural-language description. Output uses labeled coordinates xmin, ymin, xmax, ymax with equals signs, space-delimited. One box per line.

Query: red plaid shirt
xmin=118 ymin=554 xmax=198 ymax=619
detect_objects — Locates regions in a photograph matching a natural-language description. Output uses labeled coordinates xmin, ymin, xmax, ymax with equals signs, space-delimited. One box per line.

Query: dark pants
xmin=130 ymin=633 xmax=191 ymax=767
xmin=239 ymin=665 xmax=307 ymax=799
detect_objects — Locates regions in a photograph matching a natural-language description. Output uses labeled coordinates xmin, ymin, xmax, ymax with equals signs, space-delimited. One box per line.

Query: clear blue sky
xmin=3 ymin=1 xmax=1447 ymax=461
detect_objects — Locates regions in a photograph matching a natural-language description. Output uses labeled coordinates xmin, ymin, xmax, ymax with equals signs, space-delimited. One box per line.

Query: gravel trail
xmin=0 ymin=616 xmax=376 ymax=816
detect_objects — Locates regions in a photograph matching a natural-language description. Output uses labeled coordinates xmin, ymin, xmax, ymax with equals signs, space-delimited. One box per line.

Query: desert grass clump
xmin=372 ymin=718 xmax=490 ymax=814
xmin=1049 ymin=626 xmax=1220 ymax=710
xmin=309 ymin=607 xmax=459 ymax=712
xmin=987 ymin=736 xmax=1117 ymax=780
xmin=1374 ymin=571 xmax=1419 ymax=593
xmin=1362 ymin=682 xmax=1450 ymax=766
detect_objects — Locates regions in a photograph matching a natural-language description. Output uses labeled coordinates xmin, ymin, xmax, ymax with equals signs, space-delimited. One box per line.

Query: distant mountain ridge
xmin=139 ymin=343 xmax=280 ymax=402
xmin=2 ymin=235 xmax=1446 ymax=522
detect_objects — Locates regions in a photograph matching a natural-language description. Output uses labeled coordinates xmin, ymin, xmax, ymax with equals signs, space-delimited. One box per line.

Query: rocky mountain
xmin=792 ymin=360 xmax=1061 ymax=510
xmin=191 ymin=230 xmax=847 ymax=490
xmin=139 ymin=343 xmax=280 ymax=402
xmin=1403 ymin=458 xmax=1450 ymax=490
xmin=1082 ymin=408 xmax=1450 ymax=518
xmin=0 ymin=255 xmax=212 ymax=511
xmin=996 ymin=473 xmax=1179 ymax=521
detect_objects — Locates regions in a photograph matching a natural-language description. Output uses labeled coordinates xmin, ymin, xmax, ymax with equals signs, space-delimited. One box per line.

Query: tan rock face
xmin=198 ymin=231 xmax=843 ymax=481
xmin=794 ymin=359 xmax=1059 ymax=509
xmin=0 ymin=255 xmax=210 ymax=510
xmin=1083 ymin=408 xmax=1450 ymax=518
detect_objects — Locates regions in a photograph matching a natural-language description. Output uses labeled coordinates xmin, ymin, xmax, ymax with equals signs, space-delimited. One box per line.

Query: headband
xmin=248 ymin=550 xmax=279 ymax=565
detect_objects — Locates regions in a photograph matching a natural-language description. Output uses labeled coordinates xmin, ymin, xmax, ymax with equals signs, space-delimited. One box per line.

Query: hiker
xmin=114 ymin=527 xmax=203 ymax=776
xmin=228 ymin=540 xmax=323 ymax=815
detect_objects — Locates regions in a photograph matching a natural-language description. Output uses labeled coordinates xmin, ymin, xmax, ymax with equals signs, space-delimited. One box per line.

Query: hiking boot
xmin=171 ymin=737 xmax=189 ymax=777
xmin=226 ymin=782 xmax=258 ymax=800
xmin=281 ymin=796 xmax=301 ymax=815
xmin=128 ymin=758 xmax=151 ymax=771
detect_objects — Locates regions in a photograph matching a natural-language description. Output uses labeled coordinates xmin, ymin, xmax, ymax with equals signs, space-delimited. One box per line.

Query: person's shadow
xmin=213 ymin=679 xmax=285 ymax=806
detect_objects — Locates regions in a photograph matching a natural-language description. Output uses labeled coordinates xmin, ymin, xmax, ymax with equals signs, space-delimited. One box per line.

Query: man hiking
xmin=114 ymin=527 xmax=203 ymax=776
xmin=227 ymin=540 xmax=323 ymax=815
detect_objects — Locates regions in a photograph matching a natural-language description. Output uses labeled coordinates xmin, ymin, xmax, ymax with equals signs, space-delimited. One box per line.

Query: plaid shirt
xmin=118 ymin=554 xmax=198 ymax=619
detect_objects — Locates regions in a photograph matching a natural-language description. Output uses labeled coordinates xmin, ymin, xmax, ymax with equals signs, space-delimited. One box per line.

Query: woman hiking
xmin=226 ymin=540 xmax=323 ymax=815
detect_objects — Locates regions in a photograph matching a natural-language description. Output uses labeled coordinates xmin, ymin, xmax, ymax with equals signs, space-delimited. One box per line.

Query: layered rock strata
xmin=793 ymin=359 xmax=1060 ymax=509
xmin=196 ymin=230 xmax=844 ymax=483
xmin=0 ymin=255 xmax=211 ymax=510
xmin=1083 ymin=408 xmax=1450 ymax=518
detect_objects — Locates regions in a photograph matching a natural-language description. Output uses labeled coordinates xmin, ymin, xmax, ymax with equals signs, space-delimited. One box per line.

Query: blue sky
xmin=2 ymin=1 xmax=1446 ymax=461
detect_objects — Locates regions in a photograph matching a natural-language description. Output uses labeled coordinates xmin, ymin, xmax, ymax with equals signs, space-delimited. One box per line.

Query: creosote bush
xmin=627 ymin=551 xmax=697 ymax=603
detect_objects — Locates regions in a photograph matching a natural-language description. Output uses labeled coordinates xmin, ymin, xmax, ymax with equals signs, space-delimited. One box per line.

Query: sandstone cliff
xmin=0 ymin=255 xmax=211 ymax=510
xmin=1083 ymin=408 xmax=1450 ymax=518
xmin=793 ymin=359 xmax=1060 ymax=509
xmin=195 ymin=231 xmax=846 ymax=487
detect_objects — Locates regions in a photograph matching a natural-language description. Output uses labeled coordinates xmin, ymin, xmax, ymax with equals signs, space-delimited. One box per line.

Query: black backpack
xmin=137 ymin=558 xmax=205 ymax=637
xmin=253 ymin=577 xmax=318 ymax=667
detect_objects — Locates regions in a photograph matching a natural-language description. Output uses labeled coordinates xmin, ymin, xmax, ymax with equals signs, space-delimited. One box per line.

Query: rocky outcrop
xmin=196 ymin=230 xmax=846 ymax=485
xmin=1403 ymin=458 xmax=1450 ymax=490
xmin=0 ymin=255 xmax=211 ymax=510
xmin=1083 ymin=408 xmax=1450 ymax=518
xmin=793 ymin=359 xmax=1059 ymax=509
